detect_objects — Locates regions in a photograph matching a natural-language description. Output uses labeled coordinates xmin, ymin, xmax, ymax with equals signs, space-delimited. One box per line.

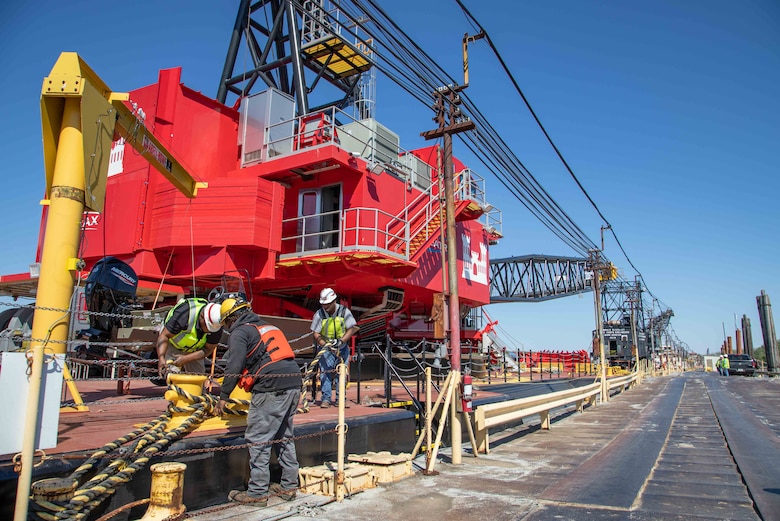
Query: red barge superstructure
xmin=2 ymin=1 xmax=507 ymax=354
xmin=57 ymin=70 xmax=501 ymax=347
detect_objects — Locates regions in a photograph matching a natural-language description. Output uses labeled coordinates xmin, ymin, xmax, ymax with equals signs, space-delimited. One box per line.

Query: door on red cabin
xmin=298 ymin=184 xmax=341 ymax=252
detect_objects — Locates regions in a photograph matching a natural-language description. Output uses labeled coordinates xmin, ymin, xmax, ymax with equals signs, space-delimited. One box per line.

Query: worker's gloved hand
xmin=321 ymin=339 xmax=337 ymax=353
xmin=166 ymin=359 xmax=182 ymax=374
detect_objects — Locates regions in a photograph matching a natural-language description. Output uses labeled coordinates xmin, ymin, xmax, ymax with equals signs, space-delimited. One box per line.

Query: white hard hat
xmin=203 ymin=303 xmax=222 ymax=332
xmin=319 ymin=288 xmax=337 ymax=305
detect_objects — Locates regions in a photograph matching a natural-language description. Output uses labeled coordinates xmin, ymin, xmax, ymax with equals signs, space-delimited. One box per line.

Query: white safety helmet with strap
xmin=203 ymin=302 xmax=222 ymax=332
xmin=319 ymin=287 xmax=337 ymax=305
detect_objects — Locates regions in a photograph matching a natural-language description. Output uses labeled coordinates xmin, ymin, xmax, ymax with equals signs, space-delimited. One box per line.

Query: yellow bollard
xmin=139 ymin=462 xmax=187 ymax=521
xmin=31 ymin=476 xmax=78 ymax=504
xmin=163 ymin=374 xmax=208 ymax=404
xmin=164 ymin=374 xmax=208 ymax=431
xmin=164 ymin=373 xmax=253 ymax=432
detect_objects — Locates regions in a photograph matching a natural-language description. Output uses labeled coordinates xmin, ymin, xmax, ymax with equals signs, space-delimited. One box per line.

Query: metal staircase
xmin=386 ymin=181 xmax=441 ymax=259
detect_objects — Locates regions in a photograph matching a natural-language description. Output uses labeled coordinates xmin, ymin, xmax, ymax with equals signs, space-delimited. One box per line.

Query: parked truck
xmin=727 ymin=354 xmax=756 ymax=376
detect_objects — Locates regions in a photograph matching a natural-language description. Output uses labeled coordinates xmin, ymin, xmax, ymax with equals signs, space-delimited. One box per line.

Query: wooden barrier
xmin=606 ymin=372 xmax=638 ymax=393
xmin=474 ymin=381 xmax=601 ymax=454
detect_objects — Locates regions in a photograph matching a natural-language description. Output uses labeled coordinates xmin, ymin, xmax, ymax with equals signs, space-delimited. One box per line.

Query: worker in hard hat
xmin=215 ymin=296 xmax=301 ymax=506
xmin=156 ymin=297 xmax=223 ymax=375
xmin=721 ymin=354 xmax=730 ymax=377
xmin=311 ymin=288 xmax=359 ymax=408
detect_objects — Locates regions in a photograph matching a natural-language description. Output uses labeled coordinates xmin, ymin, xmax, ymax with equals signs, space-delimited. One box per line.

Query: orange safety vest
xmin=238 ymin=324 xmax=295 ymax=391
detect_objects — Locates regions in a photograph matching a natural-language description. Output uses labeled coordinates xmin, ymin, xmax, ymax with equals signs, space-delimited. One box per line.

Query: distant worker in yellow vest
xmin=721 ymin=354 xmax=730 ymax=377
xmin=156 ymin=297 xmax=223 ymax=375
xmin=311 ymin=288 xmax=359 ymax=408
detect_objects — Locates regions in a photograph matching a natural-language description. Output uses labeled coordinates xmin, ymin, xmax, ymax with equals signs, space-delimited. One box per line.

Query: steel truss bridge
xmin=489 ymin=255 xmax=591 ymax=302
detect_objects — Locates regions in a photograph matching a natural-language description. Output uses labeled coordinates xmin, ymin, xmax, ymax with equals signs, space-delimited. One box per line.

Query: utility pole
xmin=462 ymin=32 xmax=485 ymax=88
xmin=650 ymin=298 xmax=657 ymax=374
xmin=649 ymin=311 xmax=655 ymax=374
xmin=589 ymin=250 xmax=608 ymax=402
xmin=422 ymin=85 xmax=475 ymax=465
xmin=600 ymin=225 xmax=611 ymax=252
xmin=629 ymin=277 xmax=641 ymax=369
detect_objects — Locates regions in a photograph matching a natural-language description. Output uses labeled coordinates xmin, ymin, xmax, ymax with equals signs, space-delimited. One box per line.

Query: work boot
xmin=228 ymin=490 xmax=268 ymax=506
xmin=270 ymin=482 xmax=297 ymax=501
xmin=320 ymin=401 xmax=330 ymax=408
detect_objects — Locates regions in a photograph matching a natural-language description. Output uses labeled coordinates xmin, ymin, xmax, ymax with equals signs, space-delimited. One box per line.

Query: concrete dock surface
xmin=189 ymin=372 xmax=780 ymax=521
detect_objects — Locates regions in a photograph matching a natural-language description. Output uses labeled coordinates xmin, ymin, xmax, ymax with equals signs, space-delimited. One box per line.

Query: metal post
xmin=742 ymin=314 xmax=754 ymax=358
xmin=503 ymin=348 xmax=507 ymax=383
xmin=16 ymin=97 xmax=85 ymax=521
xmin=217 ymin=0 xmax=251 ymax=103
xmin=649 ymin=306 xmax=656 ymax=374
xmin=757 ymin=290 xmax=779 ymax=372
xmin=630 ymin=289 xmax=639 ymax=369
xmin=285 ymin=0 xmax=309 ymax=115
xmin=442 ymin=130 xmax=462 ymax=465
xmin=425 ymin=367 xmax=432 ymax=470
xmin=336 ymin=363 xmax=346 ymax=501
xmin=735 ymin=328 xmax=742 ymax=355
xmin=356 ymin=345 xmax=362 ymax=405
xmin=384 ymin=336 xmax=392 ymax=407
xmin=422 ymin=86 xmax=474 ymax=466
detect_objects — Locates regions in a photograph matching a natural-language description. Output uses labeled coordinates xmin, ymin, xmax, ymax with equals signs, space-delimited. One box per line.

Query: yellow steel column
xmin=36 ymin=96 xmax=86 ymax=354
xmin=15 ymin=97 xmax=84 ymax=521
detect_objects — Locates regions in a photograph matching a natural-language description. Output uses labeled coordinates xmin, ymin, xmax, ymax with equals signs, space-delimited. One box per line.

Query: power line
xmin=322 ymin=0 xmax=673 ymax=333
xmin=343 ymin=0 xmax=597 ymax=256
xmin=452 ymin=0 xmax=658 ymax=297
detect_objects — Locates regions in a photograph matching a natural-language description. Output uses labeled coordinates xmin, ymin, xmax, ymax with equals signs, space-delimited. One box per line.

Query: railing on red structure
xmin=478 ymin=348 xmax=593 ymax=383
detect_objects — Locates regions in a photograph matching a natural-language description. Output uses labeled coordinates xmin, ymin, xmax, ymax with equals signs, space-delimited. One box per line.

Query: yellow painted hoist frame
xmin=15 ymin=52 xmax=205 ymax=521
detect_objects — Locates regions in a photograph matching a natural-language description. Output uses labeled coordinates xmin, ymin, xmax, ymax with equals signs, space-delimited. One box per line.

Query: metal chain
xmin=0 ymin=303 xmax=321 ymax=343
xmin=27 ymin=375 xmax=343 ymax=520
xmin=93 ymin=498 xmax=151 ymax=521
xmin=160 ymin=428 xmax=338 ymax=458
xmin=0 ymin=301 xmax=157 ymax=322
xmin=60 ymin=396 xmax=166 ymax=408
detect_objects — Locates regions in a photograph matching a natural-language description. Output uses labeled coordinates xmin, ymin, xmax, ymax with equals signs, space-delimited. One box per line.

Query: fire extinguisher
xmin=461 ymin=371 xmax=473 ymax=413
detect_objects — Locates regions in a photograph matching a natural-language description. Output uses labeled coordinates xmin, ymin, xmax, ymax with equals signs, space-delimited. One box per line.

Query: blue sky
xmin=1 ymin=1 xmax=778 ymax=355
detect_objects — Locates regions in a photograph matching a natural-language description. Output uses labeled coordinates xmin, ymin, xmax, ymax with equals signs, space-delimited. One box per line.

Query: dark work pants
xmin=245 ymin=388 xmax=301 ymax=497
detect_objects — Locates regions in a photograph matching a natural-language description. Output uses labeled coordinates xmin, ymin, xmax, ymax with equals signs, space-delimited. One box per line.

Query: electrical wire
xmin=245 ymin=0 xmax=676 ymax=341
xmin=452 ymin=0 xmax=656 ymax=292
xmin=325 ymin=0 xmax=597 ymax=257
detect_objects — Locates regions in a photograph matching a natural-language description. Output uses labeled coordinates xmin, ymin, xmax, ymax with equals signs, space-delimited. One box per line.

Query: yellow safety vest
xmin=166 ymin=298 xmax=209 ymax=353
xmin=319 ymin=306 xmax=347 ymax=342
